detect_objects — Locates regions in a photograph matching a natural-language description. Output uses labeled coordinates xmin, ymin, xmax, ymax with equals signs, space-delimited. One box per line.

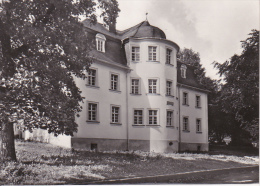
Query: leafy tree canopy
xmin=214 ymin=29 xmax=259 ymax=142
xmin=0 ymin=0 xmax=120 ymax=161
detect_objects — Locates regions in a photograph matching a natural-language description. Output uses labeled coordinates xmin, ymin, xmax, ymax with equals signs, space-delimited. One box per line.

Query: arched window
xmin=96 ymin=33 xmax=106 ymax=52
xmin=180 ymin=64 xmax=187 ymax=78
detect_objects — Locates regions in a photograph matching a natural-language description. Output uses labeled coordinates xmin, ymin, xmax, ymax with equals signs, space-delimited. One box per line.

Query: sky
xmin=115 ymin=0 xmax=259 ymax=80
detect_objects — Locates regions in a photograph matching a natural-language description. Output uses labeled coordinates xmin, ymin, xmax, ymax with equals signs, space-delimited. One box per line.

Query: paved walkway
xmin=86 ymin=165 xmax=259 ymax=184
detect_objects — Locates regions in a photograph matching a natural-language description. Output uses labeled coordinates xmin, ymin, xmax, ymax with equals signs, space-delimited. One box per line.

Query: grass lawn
xmin=0 ymin=140 xmax=258 ymax=185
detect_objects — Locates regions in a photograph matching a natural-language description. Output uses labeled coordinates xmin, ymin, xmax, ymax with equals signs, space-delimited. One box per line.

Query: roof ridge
xmin=117 ymin=21 xmax=145 ymax=35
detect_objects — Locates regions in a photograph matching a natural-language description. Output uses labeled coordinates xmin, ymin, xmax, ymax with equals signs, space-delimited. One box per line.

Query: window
xmin=148 ymin=110 xmax=158 ymax=125
xmin=166 ymin=81 xmax=172 ymax=96
xmin=148 ymin=46 xmax=157 ymax=61
xmin=148 ymin=79 xmax=157 ymax=94
xmin=166 ymin=48 xmax=172 ymax=64
xmin=88 ymin=102 xmax=98 ymax=122
xmin=132 ymin=47 xmax=140 ymax=62
xmin=96 ymin=33 xmax=106 ymax=52
xmin=87 ymin=69 xmax=96 ymax=86
xmin=196 ymin=95 xmax=201 ymax=108
xmin=131 ymin=79 xmax=140 ymax=94
xmin=166 ymin=110 xmax=173 ymax=126
xmin=110 ymin=74 xmax=119 ymax=91
xmin=134 ymin=110 xmax=143 ymax=125
xmin=183 ymin=117 xmax=189 ymax=131
xmin=181 ymin=64 xmax=187 ymax=78
xmin=111 ymin=106 xmax=120 ymax=123
xmin=196 ymin=119 xmax=202 ymax=132
xmin=183 ymin=92 xmax=189 ymax=105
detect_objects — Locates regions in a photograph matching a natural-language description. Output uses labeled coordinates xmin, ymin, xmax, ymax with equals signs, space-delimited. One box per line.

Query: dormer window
xmin=96 ymin=33 xmax=106 ymax=52
xmin=181 ymin=64 xmax=187 ymax=78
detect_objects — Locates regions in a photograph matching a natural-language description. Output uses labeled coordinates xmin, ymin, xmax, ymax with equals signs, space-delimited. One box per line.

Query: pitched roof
xmin=177 ymin=61 xmax=207 ymax=91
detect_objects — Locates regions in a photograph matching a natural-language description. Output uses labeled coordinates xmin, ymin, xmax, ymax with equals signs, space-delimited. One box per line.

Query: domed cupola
xmin=132 ymin=20 xmax=166 ymax=39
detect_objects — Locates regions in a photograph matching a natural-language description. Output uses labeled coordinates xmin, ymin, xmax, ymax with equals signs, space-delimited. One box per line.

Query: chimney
xmin=109 ymin=19 xmax=117 ymax=34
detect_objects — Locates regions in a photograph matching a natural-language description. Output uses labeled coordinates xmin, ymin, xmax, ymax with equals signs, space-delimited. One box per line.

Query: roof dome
xmin=132 ymin=21 xmax=166 ymax=39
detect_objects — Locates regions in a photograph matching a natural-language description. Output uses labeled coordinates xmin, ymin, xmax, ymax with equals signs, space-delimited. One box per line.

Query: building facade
xmin=71 ymin=20 xmax=209 ymax=152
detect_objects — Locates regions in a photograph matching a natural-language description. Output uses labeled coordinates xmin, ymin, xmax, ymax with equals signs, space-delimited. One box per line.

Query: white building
xmin=71 ymin=19 xmax=209 ymax=152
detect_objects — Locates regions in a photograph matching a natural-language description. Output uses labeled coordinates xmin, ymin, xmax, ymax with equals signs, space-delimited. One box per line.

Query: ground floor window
xmin=134 ymin=109 xmax=143 ymax=125
xmin=183 ymin=117 xmax=189 ymax=131
xmin=148 ymin=110 xmax=158 ymax=125
xmin=196 ymin=119 xmax=202 ymax=132
xmin=166 ymin=110 xmax=173 ymax=126
xmin=111 ymin=106 xmax=120 ymax=123
xmin=88 ymin=102 xmax=98 ymax=121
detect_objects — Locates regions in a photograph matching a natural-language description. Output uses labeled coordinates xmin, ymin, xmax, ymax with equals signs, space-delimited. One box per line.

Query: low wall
xmin=23 ymin=129 xmax=71 ymax=148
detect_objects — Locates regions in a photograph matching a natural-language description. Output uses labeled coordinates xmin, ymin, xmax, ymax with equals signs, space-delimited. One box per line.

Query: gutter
xmin=178 ymin=85 xmax=181 ymax=152
xmin=126 ymin=70 xmax=130 ymax=151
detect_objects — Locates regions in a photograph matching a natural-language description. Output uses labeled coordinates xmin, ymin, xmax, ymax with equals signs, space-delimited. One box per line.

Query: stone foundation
xmin=72 ymin=138 xmax=180 ymax=152
xmin=180 ymin=142 xmax=209 ymax=152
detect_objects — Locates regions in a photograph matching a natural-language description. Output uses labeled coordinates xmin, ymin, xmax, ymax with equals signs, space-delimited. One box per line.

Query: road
xmin=88 ymin=166 xmax=259 ymax=184
xmin=167 ymin=166 xmax=259 ymax=184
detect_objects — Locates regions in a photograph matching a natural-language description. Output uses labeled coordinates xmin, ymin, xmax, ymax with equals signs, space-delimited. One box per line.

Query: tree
xmin=214 ymin=30 xmax=259 ymax=145
xmin=0 ymin=0 xmax=120 ymax=161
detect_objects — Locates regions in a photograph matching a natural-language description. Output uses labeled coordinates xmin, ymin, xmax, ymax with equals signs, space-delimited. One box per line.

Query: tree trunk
xmin=0 ymin=122 xmax=17 ymax=161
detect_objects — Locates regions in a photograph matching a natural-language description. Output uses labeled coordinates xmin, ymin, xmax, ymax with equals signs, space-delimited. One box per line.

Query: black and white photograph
xmin=0 ymin=0 xmax=259 ymax=185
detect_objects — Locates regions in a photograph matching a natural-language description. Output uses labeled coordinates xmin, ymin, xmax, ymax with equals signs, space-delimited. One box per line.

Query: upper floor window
xmin=132 ymin=47 xmax=140 ymax=62
xmin=183 ymin=92 xmax=189 ymax=105
xmin=134 ymin=109 xmax=143 ymax=125
xmin=166 ymin=48 xmax=172 ymax=64
xmin=148 ymin=46 xmax=157 ymax=61
xmin=87 ymin=102 xmax=98 ymax=122
xmin=148 ymin=109 xmax=158 ymax=125
xmin=196 ymin=95 xmax=201 ymax=108
xmin=181 ymin=64 xmax=187 ymax=78
xmin=87 ymin=69 xmax=97 ymax=86
xmin=96 ymin=33 xmax=106 ymax=52
xmin=183 ymin=117 xmax=189 ymax=131
xmin=131 ymin=79 xmax=140 ymax=94
xmin=166 ymin=110 xmax=173 ymax=126
xmin=110 ymin=74 xmax=119 ymax=91
xmin=166 ymin=80 xmax=172 ymax=96
xmin=196 ymin=119 xmax=202 ymax=132
xmin=148 ymin=79 xmax=158 ymax=94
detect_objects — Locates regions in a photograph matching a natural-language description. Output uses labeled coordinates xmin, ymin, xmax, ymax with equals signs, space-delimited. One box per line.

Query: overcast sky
xmin=115 ymin=0 xmax=259 ymax=79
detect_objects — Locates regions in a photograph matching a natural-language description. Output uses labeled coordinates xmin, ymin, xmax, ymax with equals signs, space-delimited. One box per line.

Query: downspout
xmin=126 ymin=70 xmax=129 ymax=151
xmin=178 ymin=85 xmax=181 ymax=152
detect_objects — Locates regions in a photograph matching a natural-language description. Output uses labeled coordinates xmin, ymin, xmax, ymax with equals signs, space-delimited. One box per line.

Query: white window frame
xmin=166 ymin=48 xmax=172 ymax=64
xmin=111 ymin=105 xmax=121 ymax=124
xmin=110 ymin=73 xmax=119 ymax=91
xmin=148 ymin=46 xmax=159 ymax=61
xmin=196 ymin=95 xmax=201 ymax=108
xmin=148 ymin=109 xmax=159 ymax=125
xmin=86 ymin=68 xmax=97 ymax=86
xmin=133 ymin=109 xmax=143 ymax=125
xmin=183 ymin=116 xmax=189 ymax=131
xmin=166 ymin=110 xmax=174 ymax=126
xmin=96 ymin=33 xmax=106 ymax=52
xmin=131 ymin=46 xmax=140 ymax=62
xmin=181 ymin=64 xmax=187 ymax=78
xmin=87 ymin=101 xmax=99 ymax=122
xmin=166 ymin=80 xmax=173 ymax=96
xmin=183 ymin=92 xmax=189 ymax=105
xmin=131 ymin=78 xmax=140 ymax=94
xmin=148 ymin=78 xmax=159 ymax=94
xmin=196 ymin=118 xmax=202 ymax=133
